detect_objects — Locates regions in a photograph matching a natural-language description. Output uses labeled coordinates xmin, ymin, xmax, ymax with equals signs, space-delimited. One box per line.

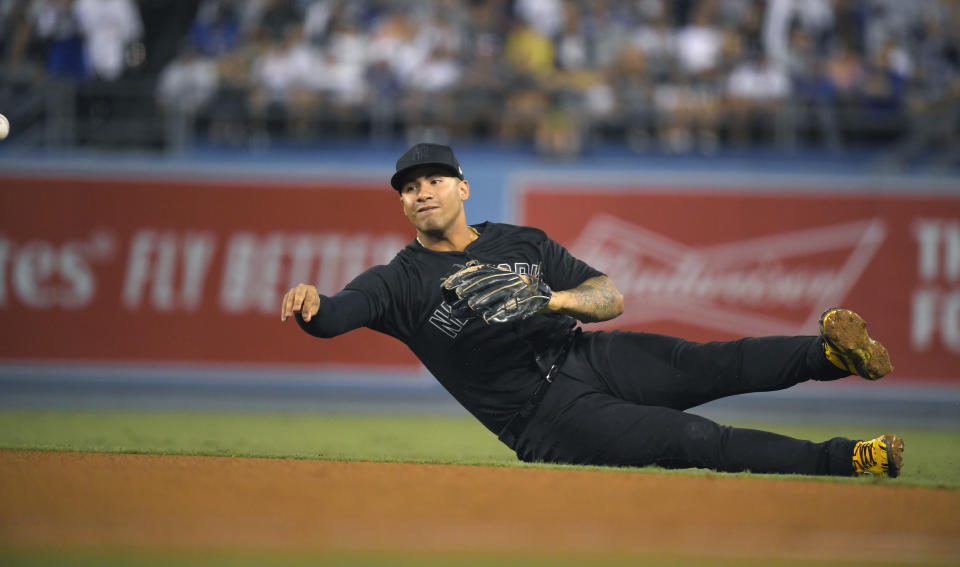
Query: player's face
xmin=398 ymin=167 xmax=469 ymax=235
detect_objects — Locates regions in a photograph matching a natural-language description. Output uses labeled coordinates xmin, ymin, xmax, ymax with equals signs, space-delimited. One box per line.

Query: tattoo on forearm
xmin=568 ymin=277 xmax=622 ymax=323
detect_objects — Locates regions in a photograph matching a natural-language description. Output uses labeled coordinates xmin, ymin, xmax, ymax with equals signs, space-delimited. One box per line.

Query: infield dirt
xmin=1 ymin=450 xmax=957 ymax=563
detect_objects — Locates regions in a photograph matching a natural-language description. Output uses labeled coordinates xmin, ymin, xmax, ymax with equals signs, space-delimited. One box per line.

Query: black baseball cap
xmin=390 ymin=143 xmax=464 ymax=191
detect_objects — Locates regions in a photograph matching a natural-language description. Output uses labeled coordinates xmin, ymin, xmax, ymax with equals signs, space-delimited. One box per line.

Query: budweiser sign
xmin=569 ymin=215 xmax=887 ymax=336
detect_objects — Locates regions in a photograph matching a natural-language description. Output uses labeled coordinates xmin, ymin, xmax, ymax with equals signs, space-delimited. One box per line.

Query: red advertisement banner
xmin=521 ymin=185 xmax=960 ymax=383
xmin=0 ymin=175 xmax=419 ymax=368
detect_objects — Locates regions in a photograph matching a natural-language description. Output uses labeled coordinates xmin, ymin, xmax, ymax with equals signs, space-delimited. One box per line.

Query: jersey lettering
xmin=429 ymin=262 xmax=541 ymax=341
xmin=429 ymin=301 xmax=468 ymax=339
xmin=496 ymin=263 xmax=540 ymax=278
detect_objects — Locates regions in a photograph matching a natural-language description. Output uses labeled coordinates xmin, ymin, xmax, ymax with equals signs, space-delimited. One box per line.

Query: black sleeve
xmin=295 ymin=289 xmax=372 ymax=338
xmin=343 ymin=264 xmax=406 ymax=336
xmin=539 ymin=236 xmax=604 ymax=291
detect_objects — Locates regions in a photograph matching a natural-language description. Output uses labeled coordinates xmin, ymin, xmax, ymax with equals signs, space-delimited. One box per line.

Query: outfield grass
xmin=1 ymin=411 xmax=957 ymax=489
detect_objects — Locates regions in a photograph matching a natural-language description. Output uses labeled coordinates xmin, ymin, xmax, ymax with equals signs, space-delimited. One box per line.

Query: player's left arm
xmin=541 ymin=275 xmax=624 ymax=323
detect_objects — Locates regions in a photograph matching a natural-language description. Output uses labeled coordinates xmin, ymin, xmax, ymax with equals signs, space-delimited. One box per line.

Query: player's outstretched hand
xmin=281 ymin=284 xmax=320 ymax=322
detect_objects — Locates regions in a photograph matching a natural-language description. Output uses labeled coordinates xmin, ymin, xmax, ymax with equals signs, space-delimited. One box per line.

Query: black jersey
xmin=324 ymin=222 xmax=602 ymax=435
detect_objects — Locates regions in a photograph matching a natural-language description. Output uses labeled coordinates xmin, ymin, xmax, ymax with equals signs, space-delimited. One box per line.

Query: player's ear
xmin=459 ymin=179 xmax=470 ymax=201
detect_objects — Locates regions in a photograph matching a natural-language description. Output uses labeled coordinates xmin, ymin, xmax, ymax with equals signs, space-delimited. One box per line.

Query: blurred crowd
xmin=1 ymin=0 xmax=959 ymax=159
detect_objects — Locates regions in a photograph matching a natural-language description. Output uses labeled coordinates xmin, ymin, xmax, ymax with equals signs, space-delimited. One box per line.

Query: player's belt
xmin=498 ymin=328 xmax=581 ymax=448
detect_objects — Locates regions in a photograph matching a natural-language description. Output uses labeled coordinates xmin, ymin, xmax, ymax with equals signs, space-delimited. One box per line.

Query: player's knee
xmin=682 ymin=420 xmax=718 ymax=444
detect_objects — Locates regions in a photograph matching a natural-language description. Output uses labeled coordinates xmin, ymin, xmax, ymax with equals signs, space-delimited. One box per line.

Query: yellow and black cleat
xmin=819 ymin=308 xmax=893 ymax=380
xmin=852 ymin=433 xmax=904 ymax=478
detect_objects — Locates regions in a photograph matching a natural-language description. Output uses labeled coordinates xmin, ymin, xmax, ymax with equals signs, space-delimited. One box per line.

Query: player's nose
xmin=415 ymin=182 xmax=434 ymax=199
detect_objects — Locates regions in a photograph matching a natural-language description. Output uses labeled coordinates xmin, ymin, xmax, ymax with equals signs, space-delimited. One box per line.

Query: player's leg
xmin=577 ymin=308 xmax=891 ymax=411
xmin=514 ymin=374 xmax=859 ymax=475
xmin=575 ymin=330 xmax=847 ymax=411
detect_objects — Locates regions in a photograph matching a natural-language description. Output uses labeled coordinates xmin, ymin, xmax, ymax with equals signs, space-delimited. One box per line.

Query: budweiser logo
xmin=570 ymin=215 xmax=887 ymax=335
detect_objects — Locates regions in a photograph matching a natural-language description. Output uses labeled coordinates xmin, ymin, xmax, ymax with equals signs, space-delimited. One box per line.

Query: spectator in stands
xmin=631 ymin=7 xmax=676 ymax=81
xmin=764 ymin=1 xmax=838 ymax=150
xmin=555 ymin=4 xmax=588 ymax=71
xmin=879 ymin=1 xmax=960 ymax=169
xmin=782 ymin=23 xmax=817 ymax=88
xmin=248 ymin=23 xmax=321 ymax=140
xmin=675 ymin=1 xmax=723 ymax=78
xmin=582 ymin=0 xmax=636 ymax=69
xmin=367 ymin=11 xmax=419 ymax=77
xmin=317 ymin=15 xmax=370 ymax=134
xmin=861 ymin=40 xmax=909 ymax=114
xmin=452 ymin=46 xmax=511 ymax=140
xmin=500 ymin=18 xmax=555 ymax=142
xmin=401 ymin=43 xmax=463 ymax=141
xmin=207 ymin=44 xmax=256 ymax=146
xmin=0 ymin=0 xmax=21 ymax=59
xmin=326 ymin=12 xmax=368 ymax=71
xmin=764 ymin=0 xmax=834 ymax=69
xmin=503 ymin=17 xmax=555 ymax=82
xmin=73 ymin=0 xmax=142 ymax=81
xmin=656 ymin=1 xmax=724 ymax=153
xmin=157 ymin=44 xmax=218 ymax=116
xmin=419 ymin=1 xmax=468 ymax=58
xmin=725 ymin=48 xmax=791 ymax=148
xmin=188 ymin=0 xmax=242 ymax=58
xmin=822 ymin=41 xmax=867 ymax=105
xmin=514 ymin=0 xmax=565 ymax=40
xmin=777 ymin=22 xmax=837 ymax=151
xmin=316 ymin=43 xmax=368 ymax=109
xmin=534 ymin=88 xmax=583 ymax=159
xmin=608 ymin=43 xmax=655 ymax=152
xmin=464 ymin=0 xmax=509 ymax=63
xmin=3 ymin=0 xmax=957 ymax=164
xmin=253 ymin=0 xmax=301 ymax=43
xmin=830 ymin=0 xmax=867 ymax=56
xmin=303 ymin=0 xmax=337 ymax=46
xmin=24 ymin=0 xmax=86 ymax=77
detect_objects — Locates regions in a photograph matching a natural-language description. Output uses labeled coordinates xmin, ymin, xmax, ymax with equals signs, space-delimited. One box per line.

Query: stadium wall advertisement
xmin=0 ymin=175 xmax=420 ymax=371
xmin=1 ymin=173 xmax=958 ymax=384
xmin=519 ymin=184 xmax=960 ymax=383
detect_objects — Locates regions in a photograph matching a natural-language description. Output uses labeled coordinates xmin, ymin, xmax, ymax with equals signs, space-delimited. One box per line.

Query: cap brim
xmin=391 ymin=163 xmax=463 ymax=190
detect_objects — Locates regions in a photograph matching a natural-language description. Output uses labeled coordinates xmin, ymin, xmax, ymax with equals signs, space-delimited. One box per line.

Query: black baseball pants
xmin=513 ymin=330 xmax=857 ymax=476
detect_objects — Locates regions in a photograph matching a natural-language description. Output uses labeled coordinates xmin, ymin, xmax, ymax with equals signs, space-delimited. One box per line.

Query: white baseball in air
xmin=0 ymin=113 xmax=8 ymax=140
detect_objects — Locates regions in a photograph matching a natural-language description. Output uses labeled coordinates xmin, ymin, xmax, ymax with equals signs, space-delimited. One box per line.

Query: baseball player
xmin=281 ymin=143 xmax=903 ymax=478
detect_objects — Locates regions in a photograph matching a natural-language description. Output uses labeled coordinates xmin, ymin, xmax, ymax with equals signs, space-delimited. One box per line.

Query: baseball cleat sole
xmin=819 ymin=308 xmax=893 ymax=380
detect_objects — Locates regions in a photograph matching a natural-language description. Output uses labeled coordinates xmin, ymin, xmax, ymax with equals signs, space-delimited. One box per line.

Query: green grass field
xmin=1 ymin=410 xmax=958 ymax=489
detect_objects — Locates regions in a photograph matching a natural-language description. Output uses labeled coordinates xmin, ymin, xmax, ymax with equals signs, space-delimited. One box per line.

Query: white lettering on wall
xmin=911 ymin=219 xmax=960 ymax=353
xmin=219 ymin=231 xmax=406 ymax=315
xmin=122 ymin=230 xmax=217 ymax=311
xmin=0 ymin=230 xmax=114 ymax=309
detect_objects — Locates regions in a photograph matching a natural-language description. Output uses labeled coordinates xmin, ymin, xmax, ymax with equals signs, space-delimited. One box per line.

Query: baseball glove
xmin=441 ymin=261 xmax=552 ymax=324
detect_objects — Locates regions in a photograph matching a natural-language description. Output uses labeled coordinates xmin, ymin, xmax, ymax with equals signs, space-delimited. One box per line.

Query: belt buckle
xmin=544 ymin=360 xmax=560 ymax=383
xmin=544 ymin=328 xmax=579 ymax=383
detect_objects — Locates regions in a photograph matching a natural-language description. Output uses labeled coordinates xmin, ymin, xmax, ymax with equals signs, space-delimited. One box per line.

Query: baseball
xmin=0 ymin=113 xmax=8 ymax=140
